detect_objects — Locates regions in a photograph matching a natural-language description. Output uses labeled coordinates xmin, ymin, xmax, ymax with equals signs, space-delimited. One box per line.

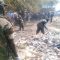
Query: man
xmin=36 ymin=19 xmax=47 ymax=34
xmin=13 ymin=12 xmax=18 ymax=25
xmin=0 ymin=1 xmax=5 ymax=15
xmin=50 ymin=12 xmax=54 ymax=22
xmin=18 ymin=15 xmax=24 ymax=30
xmin=0 ymin=17 xmax=19 ymax=60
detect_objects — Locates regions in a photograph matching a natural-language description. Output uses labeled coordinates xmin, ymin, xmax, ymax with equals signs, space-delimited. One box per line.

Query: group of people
xmin=0 ymin=2 xmax=54 ymax=60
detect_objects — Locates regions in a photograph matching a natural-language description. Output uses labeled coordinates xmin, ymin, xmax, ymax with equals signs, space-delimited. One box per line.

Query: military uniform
xmin=18 ymin=15 xmax=24 ymax=30
xmin=0 ymin=17 xmax=12 ymax=28
xmin=36 ymin=19 xmax=47 ymax=34
xmin=0 ymin=17 xmax=18 ymax=59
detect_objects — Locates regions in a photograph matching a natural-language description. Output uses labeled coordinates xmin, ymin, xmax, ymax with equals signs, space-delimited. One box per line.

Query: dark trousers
xmin=36 ymin=26 xmax=45 ymax=34
xmin=19 ymin=23 xmax=24 ymax=30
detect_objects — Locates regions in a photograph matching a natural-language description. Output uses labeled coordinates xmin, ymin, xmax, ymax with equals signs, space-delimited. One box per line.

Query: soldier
xmin=13 ymin=12 xmax=18 ymax=25
xmin=0 ymin=1 xmax=5 ymax=15
xmin=18 ymin=15 xmax=24 ymax=30
xmin=0 ymin=17 xmax=19 ymax=60
xmin=36 ymin=19 xmax=47 ymax=34
xmin=50 ymin=12 xmax=54 ymax=22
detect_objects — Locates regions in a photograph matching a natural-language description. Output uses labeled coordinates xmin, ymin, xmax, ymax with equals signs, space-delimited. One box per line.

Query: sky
xmin=55 ymin=2 xmax=60 ymax=11
xmin=54 ymin=0 xmax=60 ymax=11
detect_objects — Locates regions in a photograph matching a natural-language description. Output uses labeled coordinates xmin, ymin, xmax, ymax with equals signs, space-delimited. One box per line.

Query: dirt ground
xmin=13 ymin=16 xmax=60 ymax=60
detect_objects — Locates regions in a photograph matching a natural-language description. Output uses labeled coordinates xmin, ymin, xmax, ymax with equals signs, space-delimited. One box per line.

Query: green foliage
xmin=4 ymin=0 xmax=25 ymax=12
xmin=4 ymin=0 xmax=57 ymax=12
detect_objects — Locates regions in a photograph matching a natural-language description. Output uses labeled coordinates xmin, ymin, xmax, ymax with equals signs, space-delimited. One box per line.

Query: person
xmin=0 ymin=17 xmax=19 ymax=60
xmin=0 ymin=1 xmax=5 ymax=15
xmin=12 ymin=12 xmax=18 ymax=25
xmin=50 ymin=12 xmax=54 ymax=22
xmin=18 ymin=15 xmax=24 ymax=30
xmin=36 ymin=19 xmax=47 ymax=34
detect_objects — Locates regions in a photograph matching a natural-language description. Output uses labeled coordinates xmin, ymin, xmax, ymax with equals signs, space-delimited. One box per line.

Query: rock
xmin=56 ymin=44 xmax=60 ymax=49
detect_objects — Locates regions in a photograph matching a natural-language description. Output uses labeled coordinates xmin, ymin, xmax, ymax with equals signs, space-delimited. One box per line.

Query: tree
xmin=4 ymin=0 xmax=57 ymax=13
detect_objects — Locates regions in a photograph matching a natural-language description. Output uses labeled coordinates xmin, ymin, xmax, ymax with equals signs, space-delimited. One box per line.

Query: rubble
xmin=13 ymin=17 xmax=60 ymax=60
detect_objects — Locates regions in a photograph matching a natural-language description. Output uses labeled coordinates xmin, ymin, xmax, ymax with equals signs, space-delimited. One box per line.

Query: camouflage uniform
xmin=0 ymin=17 xmax=18 ymax=59
xmin=0 ymin=17 xmax=12 ymax=28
